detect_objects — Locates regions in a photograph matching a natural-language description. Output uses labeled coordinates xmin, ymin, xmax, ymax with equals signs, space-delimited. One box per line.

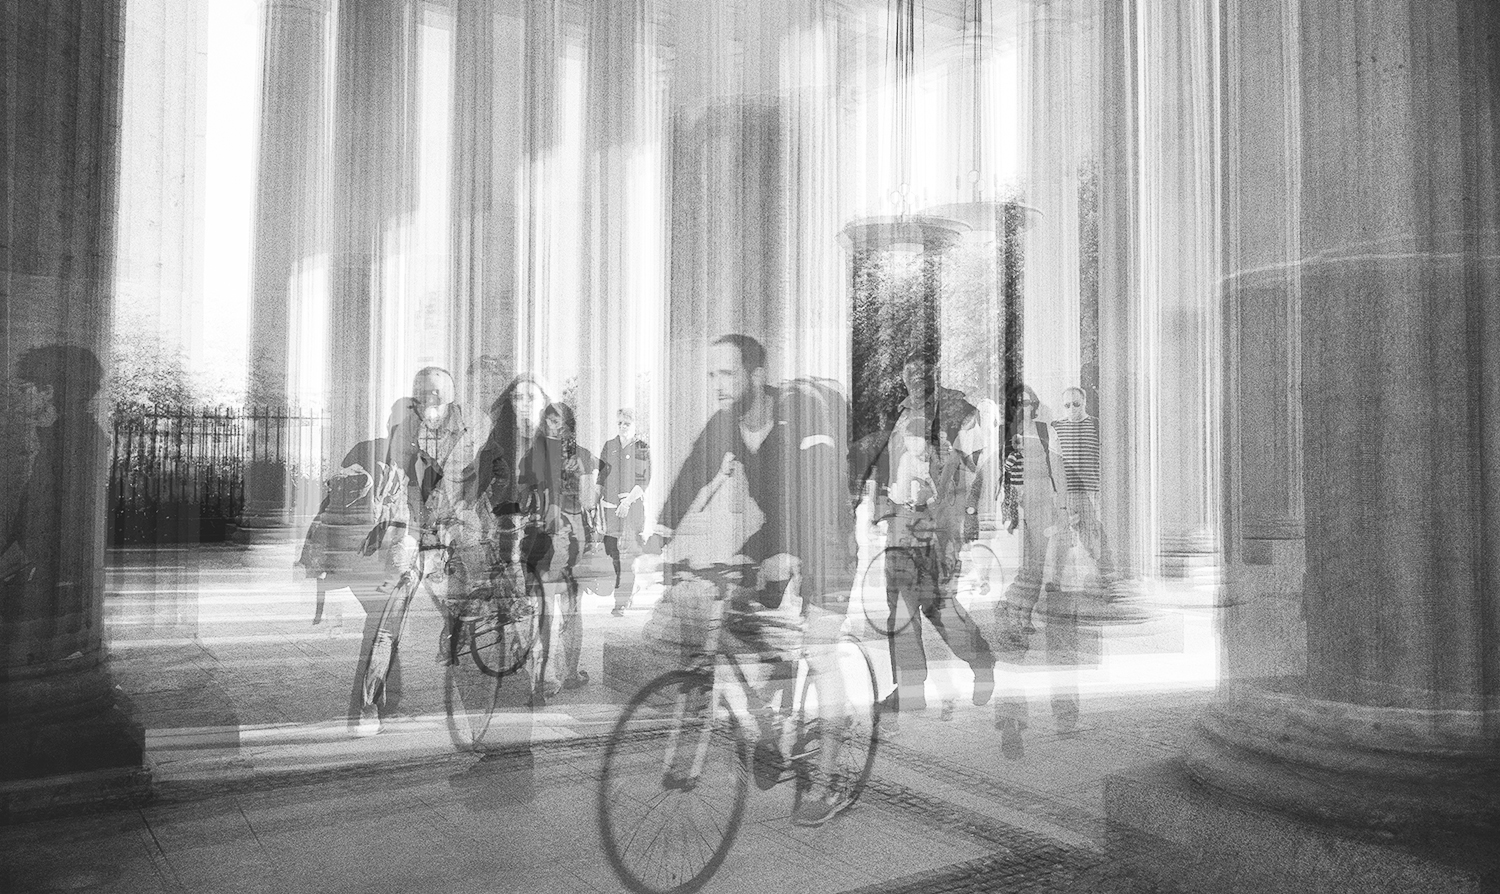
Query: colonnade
xmin=6 ymin=5 xmax=1496 ymax=877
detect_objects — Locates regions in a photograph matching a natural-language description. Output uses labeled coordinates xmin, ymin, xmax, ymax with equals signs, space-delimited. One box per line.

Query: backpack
xmin=776 ymin=377 xmax=856 ymax=605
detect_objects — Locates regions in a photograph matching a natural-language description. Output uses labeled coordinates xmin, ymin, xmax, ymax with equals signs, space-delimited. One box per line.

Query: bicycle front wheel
xmin=598 ymin=670 xmax=749 ymax=894
xmin=792 ymin=636 xmax=880 ymax=814
xmin=469 ymin=563 xmax=544 ymax=678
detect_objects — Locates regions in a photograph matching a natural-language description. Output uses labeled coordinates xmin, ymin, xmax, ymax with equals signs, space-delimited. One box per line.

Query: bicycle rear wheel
xmin=469 ymin=563 xmax=544 ymax=678
xmin=792 ymin=636 xmax=880 ymax=814
xmin=598 ymin=670 xmax=749 ymax=894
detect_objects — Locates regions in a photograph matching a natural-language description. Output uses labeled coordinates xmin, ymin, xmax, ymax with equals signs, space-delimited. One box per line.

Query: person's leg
xmin=925 ymin=552 xmax=996 ymax=706
xmin=793 ymin=599 xmax=858 ymax=824
xmin=1044 ymin=588 xmax=1082 ymax=732
xmin=603 ymin=535 xmax=623 ymax=587
xmin=882 ymin=548 xmax=928 ymax=711
xmin=999 ymin=513 xmax=1047 ymax=649
xmin=559 ymin=513 xmax=587 ymax=685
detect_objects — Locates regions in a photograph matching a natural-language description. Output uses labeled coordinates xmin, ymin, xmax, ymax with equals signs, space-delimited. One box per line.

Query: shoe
xmin=792 ymin=788 xmax=853 ymax=827
xmin=610 ymin=607 xmax=624 ymax=617
xmin=972 ymin=664 xmax=995 ymax=707
xmin=998 ymin=718 xmax=1025 ymax=759
xmin=939 ymin=700 xmax=955 ymax=722
xmin=563 ymin=672 xmax=589 ymax=690
xmin=353 ymin=707 xmax=381 ymax=738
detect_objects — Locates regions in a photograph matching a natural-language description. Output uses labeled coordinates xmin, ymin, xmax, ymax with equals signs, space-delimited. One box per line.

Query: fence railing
xmin=109 ymin=405 xmax=329 ymax=545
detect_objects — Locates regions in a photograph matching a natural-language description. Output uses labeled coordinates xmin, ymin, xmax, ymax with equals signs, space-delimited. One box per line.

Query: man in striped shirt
xmin=1050 ymin=387 xmax=1105 ymax=569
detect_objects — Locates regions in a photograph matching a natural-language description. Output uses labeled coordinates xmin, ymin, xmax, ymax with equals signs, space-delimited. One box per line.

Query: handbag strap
xmin=1037 ymin=421 xmax=1059 ymax=494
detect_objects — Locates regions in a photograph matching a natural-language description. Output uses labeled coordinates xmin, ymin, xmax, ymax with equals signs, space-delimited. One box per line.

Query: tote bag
xmin=670 ymin=458 xmax=765 ymax=568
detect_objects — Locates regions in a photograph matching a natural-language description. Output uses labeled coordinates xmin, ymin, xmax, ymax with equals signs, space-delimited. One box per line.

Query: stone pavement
xmin=1 ymin=537 xmax=1223 ymax=893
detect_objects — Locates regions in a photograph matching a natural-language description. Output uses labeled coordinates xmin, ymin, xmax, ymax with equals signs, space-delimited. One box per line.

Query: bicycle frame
xmin=660 ymin=568 xmax=812 ymax=785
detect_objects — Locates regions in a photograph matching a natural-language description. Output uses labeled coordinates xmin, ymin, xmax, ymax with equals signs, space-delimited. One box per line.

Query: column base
xmin=0 ymin=706 xmax=150 ymax=822
xmin=1105 ymin=759 xmax=1498 ymax=894
xmin=229 ymin=521 xmax=298 ymax=548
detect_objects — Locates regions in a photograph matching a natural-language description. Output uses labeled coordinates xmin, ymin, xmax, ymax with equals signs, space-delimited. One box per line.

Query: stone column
xmin=451 ymin=0 xmax=523 ymax=410
xmin=327 ymin=0 xmax=419 ymax=457
xmin=1094 ymin=0 xmax=1149 ymax=592
xmin=236 ymin=0 xmax=332 ymax=549
xmin=1218 ymin=0 xmax=1305 ymax=679
xmin=1192 ymin=0 xmax=1500 ymax=826
xmin=1108 ymin=3 xmax=1500 ymax=890
xmin=1138 ymin=0 xmax=1222 ymax=584
xmin=658 ymin=0 xmax=792 ymax=480
xmin=578 ymin=0 xmax=668 ymax=450
xmin=0 ymin=0 xmax=148 ymax=816
xmin=1018 ymin=0 xmax=1091 ymax=405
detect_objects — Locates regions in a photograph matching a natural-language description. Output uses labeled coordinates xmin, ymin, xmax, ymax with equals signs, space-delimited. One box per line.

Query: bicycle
xmin=596 ymin=562 xmax=880 ymax=894
xmin=431 ymin=510 xmax=548 ymax=751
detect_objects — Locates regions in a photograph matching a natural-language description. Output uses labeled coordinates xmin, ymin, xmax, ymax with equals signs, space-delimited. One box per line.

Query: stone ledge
xmin=1104 ymin=758 xmax=1498 ymax=894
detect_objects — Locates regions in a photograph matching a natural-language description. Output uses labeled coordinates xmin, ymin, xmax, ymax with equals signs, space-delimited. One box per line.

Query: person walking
xmin=597 ymin=408 xmax=651 ymax=616
xmin=522 ymin=401 xmax=598 ymax=698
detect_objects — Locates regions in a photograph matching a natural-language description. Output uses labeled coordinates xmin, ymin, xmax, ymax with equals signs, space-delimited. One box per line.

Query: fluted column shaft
xmin=0 ymin=0 xmax=145 ymax=792
xmin=328 ymin=0 xmax=419 ymax=455
xmin=1138 ymin=0 xmax=1223 ymax=581
xmin=237 ymin=0 xmax=331 ymax=546
xmin=451 ymin=0 xmax=522 ymax=411
xmin=1192 ymin=0 xmax=1500 ymax=832
xmin=1219 ymin=0 xmax=1305 ymax=678
xmin=1019 ymin=2 xmax=1089 ymax=405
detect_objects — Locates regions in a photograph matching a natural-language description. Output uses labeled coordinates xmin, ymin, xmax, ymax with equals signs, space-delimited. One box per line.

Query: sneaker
xmin=939 ymin=700 xmax=955 ymax=722
xmin=353 ymin=707 xmax=381 ymax=738
xmin=610 ymin=607 xmax=624 ymax=617
xmin=563 ymin=672 xmax=589 ymax=690
xmin=792 ymin=788 xmax=853 ymax=827
xmin=971 ymin=664 xmax=995 ymax=707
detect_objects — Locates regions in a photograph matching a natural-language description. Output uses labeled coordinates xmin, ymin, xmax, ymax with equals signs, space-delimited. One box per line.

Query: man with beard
xmin=655 ymin=333 xmax=857 ymax=827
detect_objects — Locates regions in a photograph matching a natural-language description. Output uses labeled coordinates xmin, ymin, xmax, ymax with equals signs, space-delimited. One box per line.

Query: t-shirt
xmin=1050 ymin=416 xmax=1101 ymax=494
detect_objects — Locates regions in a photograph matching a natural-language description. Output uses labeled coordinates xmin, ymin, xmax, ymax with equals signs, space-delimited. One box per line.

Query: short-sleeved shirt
xmin=1050 ymin=416 xmax=1101 ymax=494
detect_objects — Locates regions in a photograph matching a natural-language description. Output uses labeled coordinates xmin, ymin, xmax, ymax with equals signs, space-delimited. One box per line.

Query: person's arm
xmin=596 ymin=440 xmax=616 ymax=506
xmin=657 ymin=423 xmax=716 ymax=532
xmin=580 ymin=446 xmax=600 ymax=509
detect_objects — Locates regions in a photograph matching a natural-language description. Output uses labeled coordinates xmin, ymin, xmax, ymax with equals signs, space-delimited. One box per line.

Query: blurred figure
xmin=522 ymin=401 xmax=597 ymax=698
xmin=597 ymin=408 xmax=651 ymax=616
xmin=471 ymin=374 xmax=550 ymax=516
xmin=358 ymin=369 xmax=480 ymax=735
xmin=998 ymin=384 xmax=1069 ymax=652
xmin=2 ymin=346 xmax=103 ymax=638
xmin=1052 ymin=386 xmax=1109 ymax=580
xmin=862 ymin=349 xmax=995 ymax=723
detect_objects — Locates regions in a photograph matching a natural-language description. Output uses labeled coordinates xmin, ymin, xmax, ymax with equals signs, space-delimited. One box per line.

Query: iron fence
xmin=109 ymin=405 xmax=329 ymax=545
